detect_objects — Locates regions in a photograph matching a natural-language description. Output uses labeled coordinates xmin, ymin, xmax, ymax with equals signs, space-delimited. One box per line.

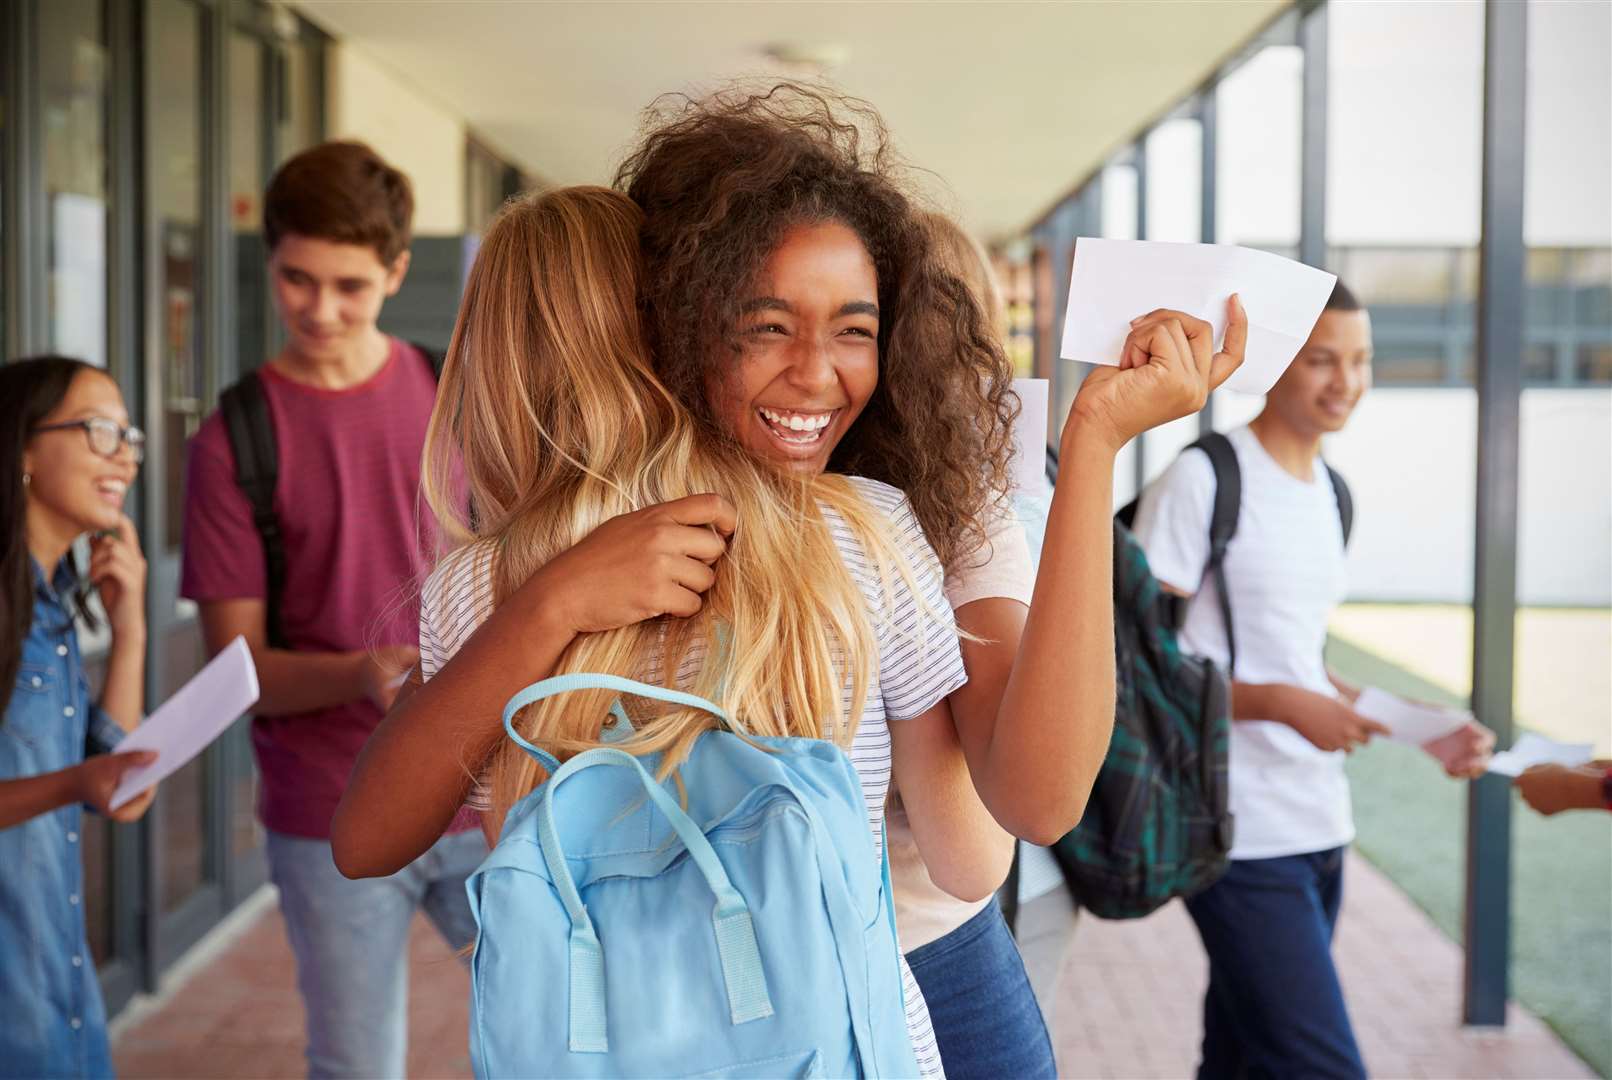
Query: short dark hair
xmin=263 ymin=141 xmax=414 ymax=265
xmin=1325 ymin=278 xmax=1362 ymax=312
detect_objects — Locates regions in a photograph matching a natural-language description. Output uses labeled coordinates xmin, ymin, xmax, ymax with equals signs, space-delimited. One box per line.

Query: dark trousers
xmin=1184 ymin=847 xmax=1367 ymax=1080
xmin=906 ymin=900 xmax=1057 ymax=1080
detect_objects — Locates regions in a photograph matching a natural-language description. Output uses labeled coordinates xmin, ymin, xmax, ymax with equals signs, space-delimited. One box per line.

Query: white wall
xmin=325 ymin=42 xmax=466 ymax=235
xmin=1124 ymin=388 xmax=1612 ymax=607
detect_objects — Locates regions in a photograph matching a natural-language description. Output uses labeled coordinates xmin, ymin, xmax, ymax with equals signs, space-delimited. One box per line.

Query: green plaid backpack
xmin=1050 ymin=433 xmax=1354 ymax=919
xmin=1049 ymin=436 xmax=1239 ymax=919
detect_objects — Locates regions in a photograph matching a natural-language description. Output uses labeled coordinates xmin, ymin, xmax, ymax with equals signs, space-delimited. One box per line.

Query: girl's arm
xmin=0 ymin=750 xmax=158 ymax=830
xmin=946 ymin=302 xmax=1248 ymax=844
xmin=88 ymin=515 xmax=145 ymax=731
xmin=889 ymin=698 xmax=1014 ymax=902
xmin=331 ymin=493 xmax=736 ymax=879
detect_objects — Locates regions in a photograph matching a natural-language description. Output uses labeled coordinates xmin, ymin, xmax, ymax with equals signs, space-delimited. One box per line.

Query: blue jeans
xmin=905 ymin=901 xmax=1056 ymax=1080
xmin=266 ymin=828 xmax=486 ymax=1079
xmin=1184 ymin=847 xmax=1366 ymax=1080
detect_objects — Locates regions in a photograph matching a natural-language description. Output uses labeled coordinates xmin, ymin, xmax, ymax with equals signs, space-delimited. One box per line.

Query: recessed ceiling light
xmin=762 ymin=42 xmax=852 ymax=73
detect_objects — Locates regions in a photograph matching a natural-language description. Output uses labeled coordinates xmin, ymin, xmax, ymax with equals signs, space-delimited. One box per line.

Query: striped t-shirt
xmin=418 ymin=475 xmax=966 ymax=1078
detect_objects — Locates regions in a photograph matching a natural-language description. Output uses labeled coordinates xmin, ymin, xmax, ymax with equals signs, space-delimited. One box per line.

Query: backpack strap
xmin=1188 ymin=433 xmax=1242 ymax=679
xmin=1326 ymin=463 xmax=1354 ymax=547
xmin=503 ymin=674 xmax=774 ymax=1051
xmin=409 ymin=340 xmax=446 ymax=379
xmin=219 ymin=372 xmax=290 ymax=649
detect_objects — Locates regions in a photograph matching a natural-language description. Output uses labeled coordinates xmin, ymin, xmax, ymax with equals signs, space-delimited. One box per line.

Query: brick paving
xmin=113 ymin=851 xmax=1594 ymax=1079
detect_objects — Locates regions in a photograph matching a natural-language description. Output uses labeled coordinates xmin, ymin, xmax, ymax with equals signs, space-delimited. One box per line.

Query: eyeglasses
xmin=30 ymin=418 xmax=146 ymax=464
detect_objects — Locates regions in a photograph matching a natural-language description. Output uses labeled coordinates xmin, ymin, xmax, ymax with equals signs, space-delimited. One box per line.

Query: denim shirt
xmin=1 ymin=558 xmax=126 ymax=1079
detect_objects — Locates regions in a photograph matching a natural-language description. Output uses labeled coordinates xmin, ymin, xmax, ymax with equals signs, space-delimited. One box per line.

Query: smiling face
xmin=269 ymin=233 xmax=408 ymax=361
xmin=706 ymin=221 xmax=880 ymax=475
xmin=24 ymin=369 xmax=138 ymax=542
xmin=1268 ymin=308 xmax=1374 ymax=436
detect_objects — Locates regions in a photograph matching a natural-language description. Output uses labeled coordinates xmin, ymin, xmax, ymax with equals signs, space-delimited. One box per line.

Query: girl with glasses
xmin=1 ymin=355 xmax=155 ymax=1080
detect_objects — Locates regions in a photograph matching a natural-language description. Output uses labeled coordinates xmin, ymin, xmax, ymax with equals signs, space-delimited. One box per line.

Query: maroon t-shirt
xmin=181 ymin=338 xmax=467 ymax=839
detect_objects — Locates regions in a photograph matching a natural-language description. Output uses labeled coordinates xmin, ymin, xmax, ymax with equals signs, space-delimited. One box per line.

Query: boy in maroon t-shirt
xmin=181 ymin=141 xmax=484 ymax=1078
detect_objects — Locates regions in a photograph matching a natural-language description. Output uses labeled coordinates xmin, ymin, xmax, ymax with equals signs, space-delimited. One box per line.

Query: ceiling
xmin=291 ymin=0 xmax=1290 ymax=238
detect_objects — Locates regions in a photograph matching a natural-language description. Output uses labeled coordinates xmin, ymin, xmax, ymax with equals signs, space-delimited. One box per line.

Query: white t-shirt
xmin=886 ymin=503 xmax=1034 ymax=950
xmin=418 ymin=475 xmax=965 ymax=1078
xmin=1131 ymin=424 xmax=1354 ymax=861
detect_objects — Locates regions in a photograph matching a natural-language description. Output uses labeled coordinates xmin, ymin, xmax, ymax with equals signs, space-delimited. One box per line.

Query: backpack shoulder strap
xmin=1186 ymin=432 xmax=1242 ymax=678
xmin=219 ymin=371 xmax=289 ymax=649
xmin=1325 ymin=463 xmax=1354 ymax=547
xmin=409 ymin=340 xmax=446 ymax=380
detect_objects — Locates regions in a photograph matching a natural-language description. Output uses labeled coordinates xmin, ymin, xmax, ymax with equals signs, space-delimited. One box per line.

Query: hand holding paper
xmin=1354 ymin=687 xmax=1471 ymax=746
xmin=1487 ymin=732 xmax=1595 ymax=778
xmin=108 ymin=636 xmax=260 ymax=810
xmin=1061 ymin=238 xmax=1337 ymax=395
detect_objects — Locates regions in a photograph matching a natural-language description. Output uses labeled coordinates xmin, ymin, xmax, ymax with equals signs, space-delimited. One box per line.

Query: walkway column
xmin=1464 ymin=0 xmax=1527 ymax=1028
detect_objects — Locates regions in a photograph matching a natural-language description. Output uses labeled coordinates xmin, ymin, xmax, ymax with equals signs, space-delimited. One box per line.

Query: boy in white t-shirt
xmin=1132 ymin=281 xmax=1493 ymax=1079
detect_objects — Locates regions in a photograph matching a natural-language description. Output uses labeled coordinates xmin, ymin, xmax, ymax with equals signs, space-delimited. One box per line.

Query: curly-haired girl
xmin=333 ymin=186 xmax=1011 ymax=1074
xmin=614 ymin=82 xmax=1245 ymax=1078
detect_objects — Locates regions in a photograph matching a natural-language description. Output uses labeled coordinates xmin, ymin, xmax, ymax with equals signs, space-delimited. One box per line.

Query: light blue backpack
xmin=466 ymin=672 xmax=920 ymax=1079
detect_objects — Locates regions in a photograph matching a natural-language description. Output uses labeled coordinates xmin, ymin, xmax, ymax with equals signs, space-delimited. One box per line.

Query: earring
xmin=20 ymin=473 xmax=29 ymax=485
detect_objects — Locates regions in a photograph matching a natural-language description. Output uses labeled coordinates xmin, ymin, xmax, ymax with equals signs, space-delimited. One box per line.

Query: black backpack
xmin=217 ymin=341 xmax=443 ymax=649
xmin=1049 ymin=432 xmax=1353 ymax=919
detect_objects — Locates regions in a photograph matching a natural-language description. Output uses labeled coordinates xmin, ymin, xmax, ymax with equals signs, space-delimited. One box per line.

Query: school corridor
xmin=109 ymin=849 xmax=1593 ymax=1080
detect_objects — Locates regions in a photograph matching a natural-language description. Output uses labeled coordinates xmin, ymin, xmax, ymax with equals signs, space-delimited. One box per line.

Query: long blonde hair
xmin=423 ymin=186 xmax=922 ymax=823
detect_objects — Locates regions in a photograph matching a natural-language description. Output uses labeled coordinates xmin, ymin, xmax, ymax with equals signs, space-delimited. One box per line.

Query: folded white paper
xmin=1010 ymin=378 xmax=1050 ymax=495
xmin=1060 ymin=238 xmax=1338 ymax=395
xmin=1488 ymin=732 xmax=1595 ymax=778
xmin=109 ymin=636 xmax=260 ymax=810
xmin=1355 ymin=686 xmax=1470 ymax=746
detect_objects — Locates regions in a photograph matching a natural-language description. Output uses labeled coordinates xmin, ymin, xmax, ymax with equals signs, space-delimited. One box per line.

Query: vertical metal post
xmin=1133 ymin=143 xmax=1149 ymax=494
xmin=1199 ymin=90 xmax=1219 ymax=435
xmin=1464 ymin=0 xmax=1527 ymax=1028
xmin=4 ymin=0 xmax=45 ymax=354
xmin=1299 ymin=3 xmax=1329 ymax=270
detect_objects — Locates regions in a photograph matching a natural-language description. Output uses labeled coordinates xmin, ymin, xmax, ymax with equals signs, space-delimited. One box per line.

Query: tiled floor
xmin=113 ymin=851 xmax=1595 ymax=1079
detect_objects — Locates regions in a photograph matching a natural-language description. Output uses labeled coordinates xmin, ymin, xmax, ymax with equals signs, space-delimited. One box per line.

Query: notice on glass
xmin=1487 ymin=732 xmax=1595 ymax=778
xmin=1059 ymin=238 xmax=1338 ymax=395
xmin=1011 ymin=378 xmax=1050 ymax=495
xmin=109 ymin=636 xmax=260 ymax=810
xmin=1354 ymin=686 xmax=1470 ymax=746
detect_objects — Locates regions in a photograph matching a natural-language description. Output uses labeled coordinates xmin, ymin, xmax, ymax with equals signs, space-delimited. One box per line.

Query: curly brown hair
xmin=615 ymin=82 xmax=1016 ymax=571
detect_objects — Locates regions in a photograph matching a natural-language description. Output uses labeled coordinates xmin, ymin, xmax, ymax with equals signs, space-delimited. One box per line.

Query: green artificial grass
xmin=1327 ymin=634 xmax=1612 ymax=1079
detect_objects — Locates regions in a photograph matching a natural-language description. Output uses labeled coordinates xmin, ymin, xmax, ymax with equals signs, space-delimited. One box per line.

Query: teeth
xmin=760 ymin=407 xmax=832 ymax=432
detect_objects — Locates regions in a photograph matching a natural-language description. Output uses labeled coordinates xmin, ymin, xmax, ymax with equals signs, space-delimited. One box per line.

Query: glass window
xmin=1144 ymin=117 xmax=1202 ymax=244
xmin=148 ymin=0 xmax=210 ymax=916
xmin=280 ymin=33 xmax=323 ymax=159
xmin=1099 ymin=161 xmax=1138 ymax=240
xmin=1216 ymin=44 xmax=1302 ymax=251
xmin=41 ymin=0 xmax=110 ymax=372
xmin=232 ymin=31 xmax=270 ymax=377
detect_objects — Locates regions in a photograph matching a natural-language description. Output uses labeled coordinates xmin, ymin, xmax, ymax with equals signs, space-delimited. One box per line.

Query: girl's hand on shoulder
xmin=1067 ymin=295 xmax=1248 ymax=453
xmin=526 ymin=493 xmax=737 ymax=635
xmin=90 ymin=514 xmax=147 ymax=639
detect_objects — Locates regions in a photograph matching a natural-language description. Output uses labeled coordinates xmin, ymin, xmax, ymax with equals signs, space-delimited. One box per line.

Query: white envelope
xmin=1010 ymin=378 xmax=1050 ymax=494
xmin=109 ymin=636 xmax=261 ymax=809
xmin=1488 ymin=732 xmax=1595 ymax=778
xmin=1355 ymin=686 xmax=1470 ymax=746
xmin=1059 ymin=238 xmax=1338 ymax=395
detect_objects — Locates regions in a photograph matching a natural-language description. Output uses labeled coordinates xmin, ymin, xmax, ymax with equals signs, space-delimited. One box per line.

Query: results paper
xmin=109 ymin=636 xmax=260 ymax=809
xmin=1059 ymin=238 xmax=1338 ymax=395
xmin=1487 ymin=732 xmax=1595 ymax=778
xmin=1354 ymin=686 xmax=1471 ymax=746
xmin=1011 ymin=378 xmax=1050 ymax=495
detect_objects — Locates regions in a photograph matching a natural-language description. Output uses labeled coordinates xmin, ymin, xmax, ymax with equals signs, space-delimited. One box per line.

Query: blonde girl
xmin=332 ymin=187 xmax=1009 ymax=1074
